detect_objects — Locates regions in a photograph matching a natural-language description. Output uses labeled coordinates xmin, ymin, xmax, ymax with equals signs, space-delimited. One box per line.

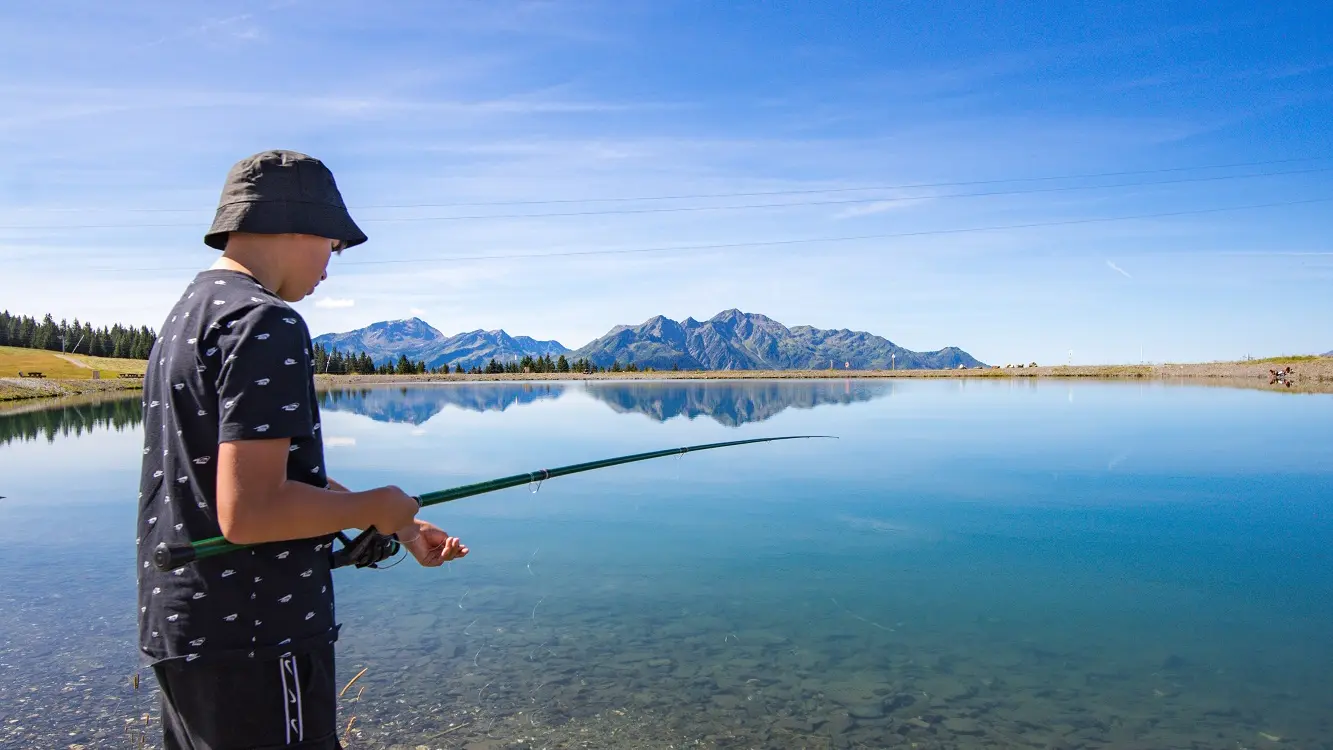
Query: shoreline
xmin=0 ymin=377 xmax=145 ymax=408
xmin=2 ymin=357 xmax=1329 ymax=412
xmin=312 ymin=357 xmax=1332 ymax=393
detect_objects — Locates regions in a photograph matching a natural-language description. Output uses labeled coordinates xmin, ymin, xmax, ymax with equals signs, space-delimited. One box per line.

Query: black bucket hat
xmin=203 ymin=150 xmax=368 ymax=251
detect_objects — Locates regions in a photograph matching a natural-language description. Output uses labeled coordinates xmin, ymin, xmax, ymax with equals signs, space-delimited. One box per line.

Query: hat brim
xmin=204 ymin=200 xmax=368 ymax=251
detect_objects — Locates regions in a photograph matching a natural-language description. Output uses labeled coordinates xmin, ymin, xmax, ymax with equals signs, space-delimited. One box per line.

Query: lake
xmin=1 ymin=378 xmax=1330 ymax=749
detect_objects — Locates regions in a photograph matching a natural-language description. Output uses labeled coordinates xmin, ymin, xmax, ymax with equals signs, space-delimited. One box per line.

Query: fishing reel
xmin=330 ymin=527 xmax=402 ymax=569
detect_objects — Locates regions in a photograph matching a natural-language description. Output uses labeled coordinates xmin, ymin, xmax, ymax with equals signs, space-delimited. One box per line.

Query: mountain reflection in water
xmin=317 ymin=379 xmax=892 ymax=427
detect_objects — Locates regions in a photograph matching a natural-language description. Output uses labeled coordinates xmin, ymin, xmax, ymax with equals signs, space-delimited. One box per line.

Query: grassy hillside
xmin=0 ymin=345 xmax=147 ymax=378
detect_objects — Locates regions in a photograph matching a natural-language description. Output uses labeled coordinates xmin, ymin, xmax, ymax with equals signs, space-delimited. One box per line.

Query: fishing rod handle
xmin=151 ymin=496 xmax=422 ymax=572
xmin=153 ymin=540 xmax=200 ymax=572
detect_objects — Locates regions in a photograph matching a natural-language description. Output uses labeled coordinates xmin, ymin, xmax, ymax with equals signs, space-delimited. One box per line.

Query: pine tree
xmin=31 ymin=314 xmax=56 ymax=351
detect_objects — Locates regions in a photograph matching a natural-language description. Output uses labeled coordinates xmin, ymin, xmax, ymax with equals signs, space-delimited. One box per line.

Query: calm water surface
xmin=0 ymin=379 xmax=1330 ymax=749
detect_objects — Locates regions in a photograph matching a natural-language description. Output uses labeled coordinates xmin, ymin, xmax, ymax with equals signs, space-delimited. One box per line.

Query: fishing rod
xmin=152 ymin=435 xmax=834 ymax=572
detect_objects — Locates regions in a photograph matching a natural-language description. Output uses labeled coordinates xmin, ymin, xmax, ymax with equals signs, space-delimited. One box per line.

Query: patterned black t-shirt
xmin=137 ymin=269 xmax=338 ymax=666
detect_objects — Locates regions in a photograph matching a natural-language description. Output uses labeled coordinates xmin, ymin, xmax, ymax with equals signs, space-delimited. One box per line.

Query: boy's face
xmin=276 ymin=234 xmax=342 ymax=302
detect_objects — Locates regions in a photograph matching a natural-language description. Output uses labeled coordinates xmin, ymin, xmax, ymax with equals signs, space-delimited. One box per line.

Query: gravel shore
xmin=313 ymin=357 xmax=1333 ymax=394
xmin=0 ymin=377 xmax=144 ymax=405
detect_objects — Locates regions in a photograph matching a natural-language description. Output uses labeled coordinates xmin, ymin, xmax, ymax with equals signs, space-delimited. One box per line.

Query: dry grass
xmin=67 ymin=352 xmax=149 ymax=374
xmin=0 ymin=345 xmax=98 ymax=379
xmin=0 ymin=345 xmax=146 ymax=379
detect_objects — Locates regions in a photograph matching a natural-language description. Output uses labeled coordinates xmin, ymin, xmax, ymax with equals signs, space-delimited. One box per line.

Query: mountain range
xmin=312 ymin=318 xmax=569 ymax=372
xmin=574 ymin=309 xmax=983 ymax=370
xmin=312 ymin=309 xmax=985 ymax=371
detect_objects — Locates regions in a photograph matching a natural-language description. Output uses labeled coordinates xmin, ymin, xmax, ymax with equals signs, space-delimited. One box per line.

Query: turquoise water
xmin=1 ymin=379 xmax=1330 ymax=749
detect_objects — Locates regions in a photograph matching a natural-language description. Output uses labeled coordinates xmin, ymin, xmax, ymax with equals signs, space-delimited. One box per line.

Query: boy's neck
xmin=209 ymin=251 xmax=283 ymax=296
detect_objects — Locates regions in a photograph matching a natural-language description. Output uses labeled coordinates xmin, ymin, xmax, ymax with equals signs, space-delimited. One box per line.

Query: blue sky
xmin=1 ymin=1 xmax=1330 ymax=365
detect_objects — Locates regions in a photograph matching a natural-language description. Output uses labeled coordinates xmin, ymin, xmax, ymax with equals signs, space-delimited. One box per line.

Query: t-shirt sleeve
xmin=215 ymin=305 xmax=314 ymax=443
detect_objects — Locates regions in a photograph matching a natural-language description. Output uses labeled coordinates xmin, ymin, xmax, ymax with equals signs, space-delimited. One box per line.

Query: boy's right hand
xmin=368 ymin=485 xmax=419 ymax=533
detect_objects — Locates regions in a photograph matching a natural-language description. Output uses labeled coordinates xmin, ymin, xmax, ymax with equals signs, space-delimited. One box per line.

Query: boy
xmin=137 ymin=150 xmax=468 ymax=749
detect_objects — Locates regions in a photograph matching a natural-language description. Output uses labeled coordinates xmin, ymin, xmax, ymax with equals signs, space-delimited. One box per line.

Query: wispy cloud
xmin=410 ymin=307 xmax=427 ymax=316
xmin=833 ymin=197 xmax=934 ymax=220
xmin=133 ymin=12 xmax=258 ymax=51
xmin=1106 ymin=260 xmax=1133 ymax=279
xmin=315 ymin=298 xmax=356 ymax=309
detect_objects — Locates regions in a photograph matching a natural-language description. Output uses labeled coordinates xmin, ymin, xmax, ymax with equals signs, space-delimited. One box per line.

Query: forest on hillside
xmin=0 ymin=311 xmax=157 ymax=360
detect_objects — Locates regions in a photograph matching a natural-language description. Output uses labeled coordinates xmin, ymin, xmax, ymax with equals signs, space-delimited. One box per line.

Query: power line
xmin=95 ymin=195 xmax=1333 ymax=272
xmin=350 ymin=155 xmax=1333 ymax=208
xmin=7 ymin=154 xmax=1331 ymax=216
xmin=5 ymin=165 xmax=1329 ymax=231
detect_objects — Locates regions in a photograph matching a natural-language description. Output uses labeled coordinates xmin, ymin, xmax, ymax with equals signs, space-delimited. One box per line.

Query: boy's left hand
xmin=400 ymin=520 xmax=469 ymax=567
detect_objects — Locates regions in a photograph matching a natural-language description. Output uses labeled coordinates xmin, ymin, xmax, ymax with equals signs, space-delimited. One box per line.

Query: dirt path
xmin=52 ymin=354 xmax=93 ymax=369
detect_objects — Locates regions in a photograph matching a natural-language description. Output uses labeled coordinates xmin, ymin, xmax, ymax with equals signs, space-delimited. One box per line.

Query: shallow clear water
xmin=1 ymin=379 xmax=1330 ymax=749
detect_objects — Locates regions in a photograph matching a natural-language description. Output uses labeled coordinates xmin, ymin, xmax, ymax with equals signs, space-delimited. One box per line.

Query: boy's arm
xmin=216 ymin=438 xmax=417 ymax=544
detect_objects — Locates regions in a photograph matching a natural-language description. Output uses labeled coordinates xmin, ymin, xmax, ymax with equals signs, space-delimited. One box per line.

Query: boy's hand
xmin=399 ymin=520 xmax=469 ymax=567
xmin=369 ymin=485 xmax=419 ymax=534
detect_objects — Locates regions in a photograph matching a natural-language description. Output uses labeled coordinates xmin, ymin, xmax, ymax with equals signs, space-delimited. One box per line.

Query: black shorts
xmin=151 ymin=645 xmax=343 ymax=749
